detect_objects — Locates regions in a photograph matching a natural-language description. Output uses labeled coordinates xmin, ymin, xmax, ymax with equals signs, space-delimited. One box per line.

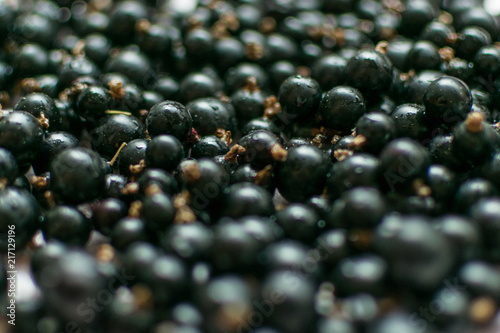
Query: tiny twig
xmin=109 ymin=142 xmax=127 ymax=167
xmin=270 ymin=143 xmax=287 ymax=162
xmin=224 ymin=144 xmax=246 ymax=162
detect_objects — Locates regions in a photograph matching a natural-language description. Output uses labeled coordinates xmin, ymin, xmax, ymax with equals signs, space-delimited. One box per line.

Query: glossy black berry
xmin=145 ymin=134 xmax=184 ymax=172
xmin=0 ymin=148 xmax=17 ymax=186
xmin=0 ymin=111 xmax=44 ymax=165
xmin=231 ymin=163 xmax=275 ymax=194
xmin=76 ymin=85 xmax=112 ymax=125
xmin=274 ymin=204 xmax=319 ymax=244
xmin=146 ymin=101 xmax=192 ymax=141
xmin=345 ymin=50 xmax=393 ymax=95
xmin=225 ymin=62 xmax=267 ymax=93
xmin=398 ymin=0 xmax=439 ymax=37
xmin=152 ymin=75 xmax=180 ymax=101
xmin=32 ymin=132 xmax=79 ymax=174
xmin=454 ymin=178 xmax=497 ymax=213
xmin=407 ymin=40 xmax=441 ymax=71
xmin=374 ymin=214 xmax=454 ymax=291
xmin=259 ymin=271 xmax=315 ymax=333
xmin=237 ymin=130 xmax=285 ymax=169
xmin=378 ymin=138 xmax=430 ymax=192
xmin=473 ymin=45 xmax=500 ymax=79
xmin=278 ymin=75 xmax=322 ymax=119
xmin=210 ymin=219 xmax=261 ymax=272
xmin=137 ymin=168 xmax=179 ymax=196
xmin=319 ymin=86 xmax=366 ymax=132
xmin=390 ymin=103 xmax=428 ymax=140
xmin=50 ymin=147 xmax=106 ymax=204
xmin=311 ymin=54 xmax=347 ymax=91
xmin=470 ymin=198 xmax=500 ymax=261
xmin=230 ymin=79 xmax=266 ymax=125
xmin=15 ymin=93 xmax=61 ymax=131
xmin=433 ymin=214 xmax=481 ymax=261
xmin=354 ymin=112 xmax=395 ymax=154
xmin=327 ymin=153 xmax=380 ymax=198
xmin=108 ymin=1 xmax=148 ymax=43
xmin=161 ymin=222 xmax=214 ymax=262
xmin=0 ymin=187 xmax=40 ymax=251
xmin=241 ymin=117 xmax=281 ymax=137
xmin=457 ymin=261 xmax=500 ymax=299
xmin=91 ymin=114 xmax=146 ymax=159
xmin=428 ymin=134 xmax=469 ymax=172
xmin=186 ymin=98 xmax=234 ymax=136
xmin=451 ymin=112 xmax=498 ymax=166
xmin=13 ymin=43 xmax=48 ymax=77
xmin=220 ymin=183 xmax=274 ymax=218
xmin=455 ymin=26 xmax=491 ymax=61
xmin=423 ymin=76 xmax=472 ymax=130
xmin=104 ymin=49 xmax=153 ymax=86
xmin=111 ymin=217 xmax=149 ymax=251
xmin=58 ymin=56 xmax=100 ymax=89
xmin=179 ymin=73 xmax=221 ymax=103
xmin=329 ymin=187 xmax=386 ymax=229
xmin=191 ymin=136 xmax=229 ymax=159
xmin=42 ymin=206 xmax=91 ymax=246
xmin=141 ymin=192 xmax=175 ymax=234
xmin=92 ymin=197 xmax=128 ymax=237
xmin=117 ymin=138 xmax=149 ymax=178
xmin=275 ymin=145 xmax=330 ymax=202
xmin=420 ymin=21 xmax=456 ymax=48
xmin=177 ymin=158 xmax=229 ymax=213
xmin=331 ymin=254 xmax=388 ymax=297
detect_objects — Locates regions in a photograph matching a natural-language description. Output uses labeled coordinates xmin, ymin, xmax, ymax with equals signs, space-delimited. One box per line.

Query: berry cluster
xmin=1 ymin=0 xmax=500 ymax=332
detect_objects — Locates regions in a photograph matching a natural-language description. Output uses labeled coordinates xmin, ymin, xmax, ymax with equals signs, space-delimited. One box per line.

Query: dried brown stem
xmin=128 ymin=200 xmax=142 ymax=218
xmin=135 ymin=18 xmax=151 ymax=34
xmin=259 ymin=17 xmax=276 ymax=34
xmin=0 ymin=178 xmax=7 ymax=191
xmin=246 ymin=42 xmax=264 ymax=61
xmin=270 ymin=143 xmax=288 ymax=162
xmin=108 ymin=80 xmax=126 ymax=99
xmin=439 ymin=47 xmax=455 ymax=62
xmin=375 ymin=41 xmax=389 ymax=54
xmin=44 ymin=191 xmax=56 ymax=208
xmin=243 ymin=77 xmax=260 ymax=93
xmin=129 ymin=159 xmax=146 ymax=175
xmin=144 ymin=184 xmax=163 ymax=197
xmin=109 ymin=142 xmax=127 ymax=167
xmin=37 ymin=113 xmax=50 ymax=129
xmin=438 ymin=11 xmax=453 ymax=25
xmin=413 ymin=179 xmax=432 ymax=197
xmin=465 ymin=112 xmax=484 ymax=133
xmin=350 ymin=134 xmax=367 ymax=149
xmin=297 ymin=66 xmax=311 ymax=78
xmin=469 ymin=297 xmax=497 ymax=324
xmin=121 ymin=182 xmax=139 ymax=196
xmin=21 ymin=78 xmax=41 ymax=93
xmin=224 ymin=144 xmax=246 ymax=162
xmin=105 ymin=110 xmax=132 ymax=116
xmin=173 ymin=190 xmax=197 ymax=224
xmin=333 ymin=149 xmax=353 ymax=162
xmin=31 ymin=175 xmax=48 ymax=190
xmin=254 ymin=165 xmax=273 ymax=186
xmin=132 ymin=285 xmax=154 ymax=310
xmin=214 ymin=128 xmax=232 ymax=145
xmin=95 ymin=244 xmax=115 ymax=263
xmin=72 ymin=40 xmax=86 ymax=56
xmin=263 ymin=95 xmax=281 ymax=119
xmin=182 ymin=162 xmax=201 ymax=182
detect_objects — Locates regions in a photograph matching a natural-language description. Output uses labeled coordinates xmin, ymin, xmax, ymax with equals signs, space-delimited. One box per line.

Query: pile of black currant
xmin=2 ymin=0 xmax=500 ymax=332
